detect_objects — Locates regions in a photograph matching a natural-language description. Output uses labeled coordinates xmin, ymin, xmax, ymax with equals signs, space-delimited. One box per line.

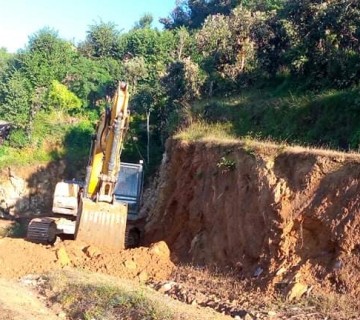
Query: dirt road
xmin=0 ymin=278 xmax=60 ymax=320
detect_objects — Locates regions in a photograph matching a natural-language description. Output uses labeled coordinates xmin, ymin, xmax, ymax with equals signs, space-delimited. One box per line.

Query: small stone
xmin=58 ymin=311 xmax=67 ymax=319
xmin=20 ymin=274 xmax=40 ymax=286
xmin=268 ymin=310 xmax=277 ymax=316
xmin=56 ymin=247 xmax=71 ymax=267
xmin=287 ymin=282 xmax=308 ymax=301
xmin=148 ymin=241 xmax=170 ymax=258
xmin=137 ymin=270 xmax=148 ymax=282
xmin=276 ymin=267 xmax=287 ymax=276
xmin=333 ymin=259 xmax=342 ymax=270
xmin=243 ymin=313 xmax=253 ymax=320
xmin=83 ymin=245 xmax=101 ymax=258
xmin=159 ymin=282 xmax=174 ymax=293
xmin=253 ymin=266 xmax=263 ymax=277
xmin=123 ymin=260 xmax=137 ymax=270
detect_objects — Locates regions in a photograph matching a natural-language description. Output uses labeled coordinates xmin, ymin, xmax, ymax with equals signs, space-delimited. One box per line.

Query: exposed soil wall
xmin=0 ymin=161 xmax=66 ymax=217
xmin=143 ymin=138 xmax=360 ymax=296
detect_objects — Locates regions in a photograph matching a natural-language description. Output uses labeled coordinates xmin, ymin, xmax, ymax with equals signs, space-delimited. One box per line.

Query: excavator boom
xmin=77 ymin=82 xmax=130 ymax=251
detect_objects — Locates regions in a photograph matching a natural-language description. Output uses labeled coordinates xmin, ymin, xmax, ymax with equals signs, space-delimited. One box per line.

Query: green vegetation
xmin=194 ymin=84 xmax=360 ymax=150
xmin=0 ymin=0 xmax=360 ymax=175
xmin=45 ymin=270 xmax=225 ymax=320
xmin=175 ymin=121 xmax=236 ymax=141
xmin=58 ymin=282 xmax=171 ymax=320
xmin=0 ymin=221 xmax=26 ymax=238
xmin=217 ymin=156 xmax=236 ymax=173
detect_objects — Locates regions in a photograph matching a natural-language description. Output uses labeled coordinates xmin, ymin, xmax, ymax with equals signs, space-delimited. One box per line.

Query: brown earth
xmin=143 ymin=138 xmax=360 ymax=300
xmin=0 ymin=237 xmax=174 ymax=282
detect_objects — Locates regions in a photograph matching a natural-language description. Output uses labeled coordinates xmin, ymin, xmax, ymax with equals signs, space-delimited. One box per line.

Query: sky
xmin=0 ymin=0 xmax=176 ymax=52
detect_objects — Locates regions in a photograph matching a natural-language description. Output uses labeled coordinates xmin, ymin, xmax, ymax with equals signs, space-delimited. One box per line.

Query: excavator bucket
xmin=76 ymin=198 xmax=127 ymax=251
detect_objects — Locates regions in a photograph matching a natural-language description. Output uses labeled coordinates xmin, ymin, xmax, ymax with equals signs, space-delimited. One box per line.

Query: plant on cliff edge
xmin=217 ymin=156 xmax=236 ymax=173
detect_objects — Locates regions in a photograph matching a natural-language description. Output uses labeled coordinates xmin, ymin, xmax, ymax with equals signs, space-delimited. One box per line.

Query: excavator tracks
xmin=27 ymin=218 xmax=57 ymax=244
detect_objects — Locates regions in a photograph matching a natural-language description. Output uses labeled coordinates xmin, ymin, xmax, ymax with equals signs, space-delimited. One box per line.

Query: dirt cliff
xmin=0 ymin=162 xmax=66 ymax=218
xmin=143 ymin=138 xmax=360 ymax=297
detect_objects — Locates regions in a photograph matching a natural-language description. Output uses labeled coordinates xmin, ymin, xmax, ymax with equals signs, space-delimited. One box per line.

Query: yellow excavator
xmin=26 ymin=82 xmax=143 ymax=251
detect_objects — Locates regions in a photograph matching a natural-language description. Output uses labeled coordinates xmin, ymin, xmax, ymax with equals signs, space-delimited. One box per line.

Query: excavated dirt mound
xmin=0 ymin=237 xmax=174 ymax=281
xmin=143 ymin=139 xmax=360 ymax=298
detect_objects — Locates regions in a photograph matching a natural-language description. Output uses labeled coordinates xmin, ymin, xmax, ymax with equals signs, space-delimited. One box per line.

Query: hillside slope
xmin=144 ymin=137 xmax=360 ymax=300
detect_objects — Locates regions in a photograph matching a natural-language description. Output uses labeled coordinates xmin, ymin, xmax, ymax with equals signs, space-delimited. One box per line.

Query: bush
xmin=8 ymin=129 xmax=29 ymax=148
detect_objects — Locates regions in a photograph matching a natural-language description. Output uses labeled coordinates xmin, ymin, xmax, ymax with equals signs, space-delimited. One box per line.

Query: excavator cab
xmin=114 ymin=162 xmax=144 ymax=219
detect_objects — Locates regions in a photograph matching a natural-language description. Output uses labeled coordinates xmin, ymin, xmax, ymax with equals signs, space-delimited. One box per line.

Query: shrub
xmin=8 ymin=129 xmax=29 ymax=148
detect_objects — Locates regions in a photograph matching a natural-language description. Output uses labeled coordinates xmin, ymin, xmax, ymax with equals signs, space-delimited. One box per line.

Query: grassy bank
xmin=43 ymin=270 xmax=229 ymax=320
xmin=0 ymin=111 xmax=94 ymax=172
xmin=191 ymin=83 xmax=360 ymax=151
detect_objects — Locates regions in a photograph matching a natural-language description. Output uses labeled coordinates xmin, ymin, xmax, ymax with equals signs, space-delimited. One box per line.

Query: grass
xmin=268 ymin=291 xmax=360 ymax=319
xmin=58 ymin=282 xmax=171 ymax=320
xmin=0 ymin=110 xmax=94 ymax=171
xmin=307 ymin=292 xmax=360 ymax=320
xmin=171 ymin=264 xmax=360 ymax=320
xmin=0 ymin=225 xmax=10 ymax=238
xmin=47 ymin=271 xmax=172 ymax=320
xmin=43 ymin=270 xmax=227 ymax=320
xmin=190 ymin=83 xmax=360 ymax=152
xmin=0 ymin=145 xmax=58 ymax=168
xmin=175 ymin=121 xmax=360 ymax=162
xmin=175 ymin=121 xmax=236 ymax=142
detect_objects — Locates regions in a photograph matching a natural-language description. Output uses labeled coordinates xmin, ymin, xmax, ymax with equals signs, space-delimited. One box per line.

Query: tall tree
xmin=133 ymin=13 xmax=154 ymax=30
xmin=79 ymin=21 xmax=121 ymax=58
xmin=0 ymin=48 xmax=12 ymax=76
xmin=0 ymin=70 xmax=32 ymax=129
xmin=19 ymin=27 xmax=76 ymax=87
xmin=160 ymin=0 xmax=239 ymax=30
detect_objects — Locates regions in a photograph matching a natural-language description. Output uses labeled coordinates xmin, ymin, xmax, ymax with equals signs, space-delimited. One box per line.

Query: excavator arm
xmin=85 ymin=82 xmax=130 ymax=201
xmin=76 ymin=82 xmax=131 ymax=250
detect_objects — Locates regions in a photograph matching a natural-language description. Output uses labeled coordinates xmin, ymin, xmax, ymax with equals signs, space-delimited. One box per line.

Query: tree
xmin=196 ymin=7 xmax=264 ymax=84
xmin=119 ymin=28 xmax=175 ymax=67
xmin=0 ymin=48 xmax=12 ymax=76
xmin=0 ymin=70 xmax=32 ymax=129
xmin=162 ymin=58 xmax=205 ymax=103
xmin=79 ymin=21 xmax=121 ymax=58
xmin=123 ymin=56 xmax=148 ymax=93
xmin=160 ymin=0 xmax=239 ymax=30
xmin=19 ymin=27 xmax=77 ymax=88
xmin=241 ymin=0 xmax=286 ymax=11
xmin=174 ymin=27 xmax=193 ymax=60
xmin=133 ymin=13 xmax=154 ymax=29
xmin=132 ymin=86 xmax=155 ymax=164
xmin=65 ymin=56 xmax=114 ymax=107
xmin=280 ymin=0 xmax=360 ymax=86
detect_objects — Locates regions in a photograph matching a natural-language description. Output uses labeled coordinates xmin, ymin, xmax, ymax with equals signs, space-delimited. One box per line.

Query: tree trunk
xmin=146 ymin=110 xmax=150 ymax=164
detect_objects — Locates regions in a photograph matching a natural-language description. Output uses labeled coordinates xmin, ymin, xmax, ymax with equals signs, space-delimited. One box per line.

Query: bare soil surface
xmin=0 ymin=235 xmax=358 ymax=319
xmin=0 ymin=278 xmax=60 ymax=320
xmin=0 ymin=237 xmax=174 ymax=281
xmin=0 ymin=237 xmax=231 ymax=319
